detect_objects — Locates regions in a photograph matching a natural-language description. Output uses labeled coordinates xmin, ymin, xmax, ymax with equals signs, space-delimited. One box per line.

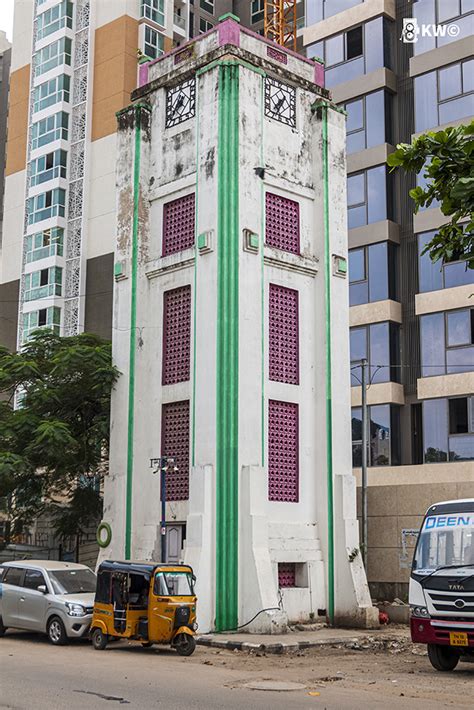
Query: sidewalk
xmin=197 ymin=625 xmax=410 ymax=654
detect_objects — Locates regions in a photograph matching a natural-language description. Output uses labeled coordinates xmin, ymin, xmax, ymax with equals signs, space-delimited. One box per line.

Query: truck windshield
xmin=413 ymin=513 xmax=474 ymax=573
xmin=49 ymin=568 xmax=97 ymax=594
xmin=154 ymin=572 xmax=194 ymax=596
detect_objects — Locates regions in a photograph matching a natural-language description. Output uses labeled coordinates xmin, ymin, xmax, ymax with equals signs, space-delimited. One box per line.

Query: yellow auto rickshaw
xmin=90 ymin=560 xmax=197 ymax=656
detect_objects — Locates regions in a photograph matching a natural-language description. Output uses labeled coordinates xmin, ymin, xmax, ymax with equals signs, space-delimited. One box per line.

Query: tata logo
xmin=449 ymin=584 xmax=464 ymax=591
xmin=454 ymin=599 xmax=466 ymax=609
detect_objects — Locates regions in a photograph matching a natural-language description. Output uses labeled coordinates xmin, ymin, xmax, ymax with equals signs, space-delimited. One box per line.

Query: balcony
xmin=26 ymin=242 xmax=64 ymax=264
xmin=173 ymin=13 xmax=186 ymax=31
xmin=24 ymin=283 xmax=62 ymax=302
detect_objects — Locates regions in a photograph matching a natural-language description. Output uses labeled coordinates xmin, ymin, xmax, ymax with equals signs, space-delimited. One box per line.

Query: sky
xmin=0 ymin=0 xmax=14 ymax=43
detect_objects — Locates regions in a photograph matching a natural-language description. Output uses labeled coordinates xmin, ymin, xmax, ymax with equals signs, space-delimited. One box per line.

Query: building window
xmin=278 ymin=563 xmax=296 ymax=587
xmin=200 ymin=0 xmax=214 ymax=15
xmin=25 ymin=227 xmax=64 ymax=264
xmin=350 ymin=322 xmax=400 ymax=385
xmin=351 ymin=404 xmax=400 ymax=467
xmin=418 ymin=231 xmax=473 ymax=293
xmin=162 ymin=286 xmax=191 ymax=385
xmin=31 ymin=112 xmax=69 ymax=150
xmin=349 ymin=241 xmax=398 ymax=306
xmin=144 ymin=25 xmax=165 ymax=59
xmin=251 ymin=0 xmax=265 ymax=23
xmin=413 ymin=0 xmax=474 ymax=55
xmin=307 ymin=17 xmax=393 ymax=88
xmin=347 ymin=165 xmax=391 ymax=229
xmin=415 ymin=58 xmax=474 ymax=132
xmin=269 ymin=284 xmax=299 ymax=384
xmin=199 ymin=17 xmax=213 ymax=33
xmin=29 ymin=149 xmax=67 ymax=187
xmin=423 ymin=396 xmax=474 ymax=462
xmin=344 ymin=90 xmax=392 ymax=154
xmin=141 ymin=0 xmax=165 ymax=26
xmin=22 ymin=306 xmax=61 ymax=342
xmin=27 ymin=188 xmax=66 ymax=225
xmin=420 ymin=308 xmax=474 ymax=377
xmin=36 ymin=1 xmax=73 ymax=41
xmin=34 ymin=37 xmax=72 ymax=78
xmin=24 ymin=267 xmax=62 ymax=302
xmin=161 ymin=400 xmax=190 ymax=500
xmin=162 ymin=193 xmax=195 ymax=256
xmin=265 ymin=193 xmax=300 ymax=254
xmin=32 ymin=75 xmax=70 ymax=114
xmin=306 ymin=0 xmax=364 ymax=24
xmin=268 ymin=400 xmax=299 ymax=502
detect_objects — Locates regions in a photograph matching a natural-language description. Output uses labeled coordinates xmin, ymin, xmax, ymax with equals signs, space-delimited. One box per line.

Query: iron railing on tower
xmin=264 ymin=0 xmax=297 ymax=52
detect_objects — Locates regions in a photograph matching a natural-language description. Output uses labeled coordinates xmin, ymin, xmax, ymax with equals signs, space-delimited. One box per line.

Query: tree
xmin=0 ymin=331 xmax=119 ymax=543
xmin=387 ymin=122 xmax=473 ymax=269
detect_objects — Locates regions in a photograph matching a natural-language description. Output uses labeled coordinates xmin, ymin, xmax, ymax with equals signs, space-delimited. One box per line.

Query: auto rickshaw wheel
xmin=141 ymin=641 xmax=154 ymax=648
xmin=92 ymin=627 xmax=108 ymax=650
xmin=174 ymin=633 xmax=196 ymax=657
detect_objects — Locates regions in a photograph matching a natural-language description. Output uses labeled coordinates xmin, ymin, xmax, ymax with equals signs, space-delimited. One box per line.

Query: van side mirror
xmin=37 ymin=585 xmax=47 ymax=594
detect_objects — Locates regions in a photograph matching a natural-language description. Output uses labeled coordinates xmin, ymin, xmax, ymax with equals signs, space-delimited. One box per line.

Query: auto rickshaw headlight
xmin=66 ymin=602 xmax=86 ymax=617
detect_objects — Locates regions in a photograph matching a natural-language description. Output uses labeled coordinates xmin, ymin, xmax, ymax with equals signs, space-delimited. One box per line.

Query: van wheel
xmin=47 ymin=616 xmax=68 ymax=646
xmin=0 ymin=616 xmax=7 ymax=636
xmin=427 ymin=644 xmax=460 ymax=671
xmin=174 ymin=633 xmax=196 ymax=657
xmin=92 ymin=628 xmax=108 ymax=650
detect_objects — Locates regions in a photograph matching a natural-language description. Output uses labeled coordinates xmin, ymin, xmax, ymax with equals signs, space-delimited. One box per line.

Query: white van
xmin=0 ymin=560 xmax=96 ymax=645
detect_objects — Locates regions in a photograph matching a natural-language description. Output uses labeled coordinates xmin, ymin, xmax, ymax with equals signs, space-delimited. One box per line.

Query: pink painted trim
xmin=240 ymin=25 xmax=324 ymax=86
xmin=314 ymin=61 xmax=325 ymax=88
xmin=138 ymin=62 xmax=149 ymax=88
xmin=218 ymin=18 xmax=240 ymax=47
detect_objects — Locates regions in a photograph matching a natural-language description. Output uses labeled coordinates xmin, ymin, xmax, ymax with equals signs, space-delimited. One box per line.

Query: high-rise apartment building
xmin=0 ymin=0 xmax=194 ymax=354
xmin=303 ymin=0 xmax=473 ymax=598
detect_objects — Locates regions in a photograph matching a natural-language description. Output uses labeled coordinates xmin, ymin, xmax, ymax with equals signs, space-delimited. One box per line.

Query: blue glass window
xmin=423 ymin=396 xmax=474 ymax=462
xmin=349 ymin=242 xmax=398 ymax=306
xmin=350 ymin=322 xmax=400 ymax=385
xmin=420 ymin=308 xmax=474 ymax=376
xmin=418 ymin=231 xmax=474 ymax=292
xmin=351 ymin=404 xmax=400 ymax=466
xmin=415 ymin=58 xmax=474 ymax=131
xmin=414 ymin=0 xmax=474 ymax=55
xmin=344 ymin=90 xmax=392 ymax=154
xmin=347 ymin=165 xmax=390 ymax=229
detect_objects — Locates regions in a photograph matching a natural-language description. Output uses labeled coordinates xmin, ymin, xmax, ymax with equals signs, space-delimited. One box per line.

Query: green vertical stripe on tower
xmin=125 ymin=105 xmax=146 ymax=560
xmin=215 ymin=61 xmax=240 ymax=632
xmin=321 ymin=102 xmax=335 ymax=624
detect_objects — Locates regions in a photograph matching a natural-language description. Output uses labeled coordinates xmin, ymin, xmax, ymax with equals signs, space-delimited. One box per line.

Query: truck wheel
xmin=174 ymin=633 xmax=196 ymax=657
xmin=427 ymin=644 xmax=460 ymax=671
xmin=92 ymin=627 xmax=108 ymax=650
xmin=47 ymin=616 xmax=68 ymax=646
xmin=0 ymin=616 xmax=7 ymax=636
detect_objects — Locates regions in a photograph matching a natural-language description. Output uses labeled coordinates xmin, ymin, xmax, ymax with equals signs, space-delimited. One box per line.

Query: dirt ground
xmin=195 ymin=636 xmax=474 ymax=707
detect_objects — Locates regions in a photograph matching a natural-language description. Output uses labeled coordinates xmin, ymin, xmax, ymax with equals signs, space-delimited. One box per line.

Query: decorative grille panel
xmin=278 ymin=563 xmax=296 ymax=587
xmin=268 ymin=400 xmax=299 ymax=502
xmin=162 ymin=286 xmax=192 ymax=385
xmin=162 ymin=194 xmax=195 ymax=256
xmin=161 ymin=401 xmax=190 ymax=501
xmin=265 ymin=193 xmax=300 ymax=254
xmin=269 ymin=284 xmax=299 ymax=384
xmin=264 ymin=77 xmax=296 ymax=127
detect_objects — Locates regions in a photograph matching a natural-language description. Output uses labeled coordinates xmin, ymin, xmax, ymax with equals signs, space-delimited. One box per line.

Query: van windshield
xmin=49 ymin=568 xmax=97 ymax=594
xmin=154 ymin=572 xmax=194 ymax=596
xmin=413 ymin=513 xmax=474 ymax=573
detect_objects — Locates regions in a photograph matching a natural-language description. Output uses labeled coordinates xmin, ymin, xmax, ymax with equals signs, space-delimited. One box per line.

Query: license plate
xmin=449 ymin=632 xmax=468 ymax=647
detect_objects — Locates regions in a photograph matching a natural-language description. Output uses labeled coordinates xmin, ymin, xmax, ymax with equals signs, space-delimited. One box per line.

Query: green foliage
xmin=0 ymin=331 xmax=119 ymax=540
xmin=387 ymin=122 xmax=474 ymax=269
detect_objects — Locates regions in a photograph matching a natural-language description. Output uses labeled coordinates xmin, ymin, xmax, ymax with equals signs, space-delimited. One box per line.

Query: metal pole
xmin=160 ymin=457 xmax=167 ymax=563
xmin=361 ymin=358 xmax=368 ymax=567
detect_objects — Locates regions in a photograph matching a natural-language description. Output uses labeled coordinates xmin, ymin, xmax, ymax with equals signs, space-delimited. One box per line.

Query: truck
xmin=410 ymin=498 xmax=474 ymax=671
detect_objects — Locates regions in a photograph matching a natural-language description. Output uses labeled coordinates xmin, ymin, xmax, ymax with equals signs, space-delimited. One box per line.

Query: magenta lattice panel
xmin=161 ymin=400 xmax=190 ymax=501
xmin=267 ymin=46 xmax=288 ymax=64
xmin=268 ymin=400 xmax=299 ymax=502
xmin=265 ymin=193 xmax=300 ymax=254
xmin=269 ymin=284 xmax=299 ymax=384
xmin=162 ymin=286 xmax=191 ymax=385
xmin=278 ymin=563 xmax=296 ymax=587
xmin=162 ymin=193 xmax=195 ymax=256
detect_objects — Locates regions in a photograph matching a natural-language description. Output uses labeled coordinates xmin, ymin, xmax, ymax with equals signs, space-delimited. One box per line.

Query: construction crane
xmin=264 ymin=0 xmax=297 ymax=52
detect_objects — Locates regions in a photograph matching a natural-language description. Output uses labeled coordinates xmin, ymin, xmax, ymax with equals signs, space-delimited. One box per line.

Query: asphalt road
xmin=1 ymin=630 xmax=472 ymax=709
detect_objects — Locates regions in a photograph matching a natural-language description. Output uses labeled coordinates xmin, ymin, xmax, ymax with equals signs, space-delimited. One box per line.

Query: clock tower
xmin=102 ymin=15 xmax=378 ymax=633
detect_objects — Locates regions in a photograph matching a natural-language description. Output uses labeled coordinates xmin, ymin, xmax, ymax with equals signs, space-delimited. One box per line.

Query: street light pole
xmin=361 ymin=357 xmax=368 ymax=567
xmin=160 ymin=457 xmax=167 ymax=563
